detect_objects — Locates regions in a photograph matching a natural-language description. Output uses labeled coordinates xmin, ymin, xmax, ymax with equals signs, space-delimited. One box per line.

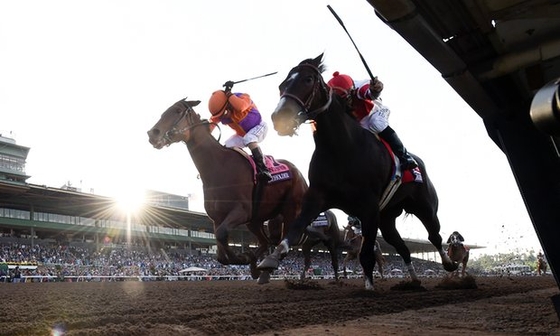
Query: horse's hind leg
xmin=462 ymin=251 xmax=469 ymax=277
xmin=301 ymin=241 xmax=313 ymax=281
xmin=327 ymin=241 xmax=340 ymax=281
xmin=379 ymin=215 xmax=419 ymax=282
xmin=411 ymin=204 xmax=457 ymax=272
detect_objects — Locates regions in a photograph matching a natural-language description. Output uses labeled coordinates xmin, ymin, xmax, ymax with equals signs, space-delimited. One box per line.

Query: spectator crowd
xmin=0 ymin=237 xmax=443 ymax=282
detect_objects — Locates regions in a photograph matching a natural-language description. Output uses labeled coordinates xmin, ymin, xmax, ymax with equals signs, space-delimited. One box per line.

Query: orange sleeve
xmin=228 ymin=93 xmax=251 ymax=123
xmin=228 ymin=93 xmax=251 ymax=111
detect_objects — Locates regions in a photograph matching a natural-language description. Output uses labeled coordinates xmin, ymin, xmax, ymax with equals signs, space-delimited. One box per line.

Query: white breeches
xmin=225 ymin=121 xmax=269 ymax=148
xmin=360 ymin=100 xmax=391 ymax=134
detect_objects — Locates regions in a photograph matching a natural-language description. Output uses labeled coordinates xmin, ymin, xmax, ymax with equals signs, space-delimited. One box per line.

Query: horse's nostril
xmin=148 ymin=129 xmax=160 ymax=137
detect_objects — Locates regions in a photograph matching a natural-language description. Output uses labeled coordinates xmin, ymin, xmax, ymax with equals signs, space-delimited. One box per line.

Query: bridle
xmin=279 ymin=63 xmax=333 ymax=123
xmin=163 ymin=100 xmax=221 ymax=145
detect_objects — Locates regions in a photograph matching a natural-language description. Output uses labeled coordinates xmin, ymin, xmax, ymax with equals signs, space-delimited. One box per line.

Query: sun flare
xmin=114 ymin=186 xmax=146 ymax=214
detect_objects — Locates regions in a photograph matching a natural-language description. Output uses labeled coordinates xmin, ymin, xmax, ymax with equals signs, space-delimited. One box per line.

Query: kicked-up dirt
xmin=0 ymin=275 xmax=558 ymax=335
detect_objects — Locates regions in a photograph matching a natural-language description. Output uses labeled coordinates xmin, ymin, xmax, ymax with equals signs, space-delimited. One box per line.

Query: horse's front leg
xmin=257 ymin=189 xmax=326 ymax=271
xmin=257 ymin=197 xmax=324 ymax=271
xmin=301 ymin=242 xmax=313 ymax=281
xmin=246 ymin=220 xmax=273 ymax=280
xmin=360 ymin=234 xmax=376 ymax=290
xmin=342 ymin=255 xmax=349 ymax=278
xmin=359 ymin=213 xmax=379 ymax=291
xmin=214 ymin=219 xmax=252 ymax=265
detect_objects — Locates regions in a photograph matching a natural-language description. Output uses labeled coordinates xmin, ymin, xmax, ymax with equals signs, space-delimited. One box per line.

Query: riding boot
xmin=378 ymin=126 xmax=418 ymax=170
xmin=250 ymin=147 xmax=273 ymax=182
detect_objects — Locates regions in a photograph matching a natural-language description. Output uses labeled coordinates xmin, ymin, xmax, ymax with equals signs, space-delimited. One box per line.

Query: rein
xmin=280 ymin=63 xmax=333 ymax=122
xmin=164 ymin=101 xmax=222 ymax=145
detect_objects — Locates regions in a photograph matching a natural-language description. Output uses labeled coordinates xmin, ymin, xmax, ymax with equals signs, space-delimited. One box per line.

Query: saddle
xmin=232 ymin=148 xmax=292 ymax=184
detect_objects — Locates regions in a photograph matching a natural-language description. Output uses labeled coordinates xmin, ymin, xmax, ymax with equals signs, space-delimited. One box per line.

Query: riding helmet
xmin=208 ymin=90 xmax=229 ymax=116
xmin=327 ymin=71 xmax=355 ymax=97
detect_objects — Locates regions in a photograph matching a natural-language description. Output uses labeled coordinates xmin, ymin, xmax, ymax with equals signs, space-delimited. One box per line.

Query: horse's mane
xmin=298 ymin=57 xmax=327 ymax=74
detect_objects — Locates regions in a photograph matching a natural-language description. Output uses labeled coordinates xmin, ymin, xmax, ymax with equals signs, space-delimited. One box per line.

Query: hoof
xmin=257 ymin=271 xmax=271 ymax=284
xmin=249 ymin=264 xmax=260 ymax=280
xmin=364 ymin=279 xmax=374 ymax=291
xmin=257 ymin=255 xmax=280 ymax=270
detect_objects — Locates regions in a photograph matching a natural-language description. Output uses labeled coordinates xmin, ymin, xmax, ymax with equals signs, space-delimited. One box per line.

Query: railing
xmin=2 ymin=273 xmax=363 ymax=283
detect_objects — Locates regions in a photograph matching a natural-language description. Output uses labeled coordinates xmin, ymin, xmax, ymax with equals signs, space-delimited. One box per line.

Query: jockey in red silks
xmin=327 ymin=72 xmax=418 ymax=170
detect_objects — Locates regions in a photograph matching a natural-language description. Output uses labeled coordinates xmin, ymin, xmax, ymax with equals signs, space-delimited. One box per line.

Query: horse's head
xmin=147 ymin=99 xmax=203 ymax=149
xmin=448 ymin=232 xmax=463 ymax=246
xmin=271 ymin=53 xmax=331 ymax=136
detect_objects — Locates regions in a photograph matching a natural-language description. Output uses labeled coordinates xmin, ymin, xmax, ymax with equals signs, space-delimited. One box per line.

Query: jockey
xmin=208 ymin=84 xmax=272 ymax=181
xmin=327 ymin=72 xmax=418 ymax=170
xmin=347 ymin=215 xmax=362 ymax=235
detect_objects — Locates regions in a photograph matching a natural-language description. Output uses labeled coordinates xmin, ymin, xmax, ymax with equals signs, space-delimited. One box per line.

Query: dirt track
xmin=0 ymin=276 xmax=558 ymax=336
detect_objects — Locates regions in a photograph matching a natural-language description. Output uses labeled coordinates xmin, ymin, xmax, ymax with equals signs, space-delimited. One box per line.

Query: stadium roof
xmin=0 ymin=181 xmax=484 ymax=254
xmin=0 ymin=182 xmax=212 ymax=230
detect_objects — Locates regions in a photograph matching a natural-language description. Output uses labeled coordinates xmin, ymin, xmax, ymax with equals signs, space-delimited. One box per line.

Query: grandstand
xmin=0 ymin=134 xmax=482 ymax=259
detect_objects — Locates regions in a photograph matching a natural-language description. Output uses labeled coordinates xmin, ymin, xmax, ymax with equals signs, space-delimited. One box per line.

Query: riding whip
xmin=327 ymin=5 xmax=376 ymax=81
xmin=223 ymin=71 xmax=278 ymax=91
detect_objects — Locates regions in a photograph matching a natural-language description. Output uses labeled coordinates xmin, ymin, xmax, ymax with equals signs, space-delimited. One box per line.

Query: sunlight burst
xmin=114 ymin=186 xmax=146 ymax=214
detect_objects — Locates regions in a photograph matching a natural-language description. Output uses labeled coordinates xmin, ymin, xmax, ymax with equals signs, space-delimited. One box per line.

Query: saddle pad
xmin=232 ymin=147 xmax=292 ymax=184
xmin=311 ymin=213 xmax=329 ymax=227
xmin=264 ymin=155 xmax=292 ymax=183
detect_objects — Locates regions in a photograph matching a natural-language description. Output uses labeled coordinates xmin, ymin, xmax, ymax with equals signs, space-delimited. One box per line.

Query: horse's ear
xmin=186 ymin=100 xmax=201 ymax=107
xmin=314 ymin=53 xmax=326 ymax=73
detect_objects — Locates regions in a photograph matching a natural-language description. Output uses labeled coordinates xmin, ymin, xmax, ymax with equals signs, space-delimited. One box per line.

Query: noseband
xmin=280 ymin=64 xmax=333 ymax=122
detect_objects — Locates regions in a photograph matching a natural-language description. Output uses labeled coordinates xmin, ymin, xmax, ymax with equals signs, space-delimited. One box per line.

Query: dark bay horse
xmin=446 ymin=231 xmax=469 ymax=277
xmin=257 ymin=54 xmax=455 ymax=290
xmin=147 ymin=99 xmax=309 ymax=282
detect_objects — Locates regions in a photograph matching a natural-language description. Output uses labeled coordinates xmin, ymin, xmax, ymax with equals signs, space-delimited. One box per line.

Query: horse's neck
xmin=314 ymin=104 xmax=377 ymax=156
xmin=184 ymin=127 xmax=231 ymax=182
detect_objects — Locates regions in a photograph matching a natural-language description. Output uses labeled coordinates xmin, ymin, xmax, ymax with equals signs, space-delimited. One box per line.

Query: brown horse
xmin=537 ymin=254 xmax=548 ymax=275
xmin=341 ymin=223 xmax=385 ymax=279
xmin=147 ymin=99 xmax=309 ymax=283
xmin=446 ymin=231 xmax=469 ymax=277
xmin=258 ymin=54 xmax=456 ymax=290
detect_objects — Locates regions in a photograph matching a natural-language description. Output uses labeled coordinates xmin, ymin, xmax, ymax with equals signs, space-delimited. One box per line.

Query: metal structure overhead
xmin=366 ymin=0 xmax=560 ymax=311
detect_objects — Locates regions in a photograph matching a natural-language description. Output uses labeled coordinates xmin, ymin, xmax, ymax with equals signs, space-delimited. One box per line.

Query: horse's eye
xmin=304 ymin=76 xmax=314 ymax=85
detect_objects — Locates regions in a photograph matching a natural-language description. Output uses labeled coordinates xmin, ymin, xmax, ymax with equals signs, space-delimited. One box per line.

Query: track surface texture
xmin=0 ymin=276 xmax=558 ymax=335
